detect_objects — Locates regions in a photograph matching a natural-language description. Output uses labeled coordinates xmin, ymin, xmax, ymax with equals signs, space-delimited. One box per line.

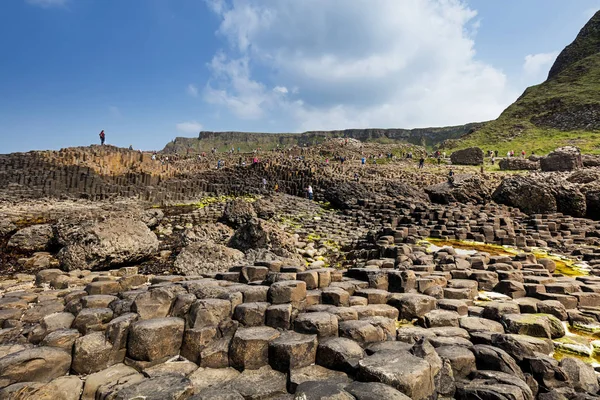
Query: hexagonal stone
xmin=435 ymin=345 xmax=476 ymax=379
xmin=420 ymin=309 xmax=460 ymax=328
xmin=294 ymin=312 xmax=338 ymax=338
xmin=288 ymin=365 xmax=351 ymax=394
xmin=501 ymin=313 xmax=565 ymax=339
xmin=187 ymin=367 xmax=240 ymax=393
xmin=72 ymin=331 xmax=115 ymax=375
xmin=297 ymin=271 xmax=319 ymax=290
xmin=459 ymin=316 xmax=505 ymax=334
xmin=387 ymin=293 xmax=436 ymax=320
xmin=268 ymin=280 xmax=307 ymax=305
xmin=0 ymin=347 xmax=71 ymax=388
xmin=321 ymin=287 xmax=350 ymax=307
xmin=127 ymin=317 xmax=185 ymax=362
xmin=233 ymin=302 xmax=268 ymax=327
xmin=294 ymin=381 xmax=354 ymax=400
xmin=41 ymin=329 xmax=80 ymax=352
xmin=180 ymin=327 xmax=218 ymax=364
xmin=222 ymin=365 xmax=288 ymax=399
xmin=357 ymin=351 xmax=435 ymax=400
xmin=187 ymin=299 xmax=231 ymax=329
xmin=345 ymin=381 xmax=411 ymax=400
xmin=260 ymin=304 xmax=291 ymax=329
xmin=72 ymin=308 xmax=114 ymax=335
xmin=229 ymin=326 xmax=281 ymax=370
xmin=85 ymin=280 xmax=122 ymax=295
xmin=81 ymin=363 xmax=139 ymax=400
xmin=481 ymin=301 xmax=520 ymax=321
xmin=316 ymin=337 xmax=365 ymax=374
xmin=111 ymin=374 xmax=194 ymax=400
xmin=339 ymin=320 xmax=385 ymax=343
xmin=268 ymin=331 xmax=317 ymax=372
xmin=355 ymin=289 xmax=389 ymax=304
xmin=131 ymin=288 xmax=176 ymax=320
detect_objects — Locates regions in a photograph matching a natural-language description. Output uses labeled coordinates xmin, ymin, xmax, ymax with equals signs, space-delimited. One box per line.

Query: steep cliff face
xmin=445 ymin=10 xmax=600 ymax=155
xmin=548 ymin=10 xmax=600 ymax=79
xmin=161 ymin=123 xmax=484 ymax=154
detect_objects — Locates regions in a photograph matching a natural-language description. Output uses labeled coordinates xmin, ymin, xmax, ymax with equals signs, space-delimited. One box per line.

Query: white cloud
xmin=187 ymin=84 xmax=199 ymax=97
xmin=523 ymin=51 xmax=559 ymax=84
xmin=176 ymin=121 xmax=203 ymax=133
xmin=202 ymin=0 xmax=519 ymax=130
xmin=25 ymin=0 xmax=68 ymax=8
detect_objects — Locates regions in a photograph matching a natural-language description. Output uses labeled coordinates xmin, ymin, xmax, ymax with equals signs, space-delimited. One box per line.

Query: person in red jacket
xmin=99 ymin=130 xmax=106 ymax=145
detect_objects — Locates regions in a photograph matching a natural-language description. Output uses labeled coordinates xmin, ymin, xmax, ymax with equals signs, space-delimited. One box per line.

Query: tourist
xmin=448 ymin=168 xmax=455 ymax=184
xmin=354 ymin=172 xmax=359 ymax=182
xmin=307 ymin=185 xmax=313 ymax=201
xmin=128 ymin=145 xmax=133 ymax=151
xmin=491 ymin=156 xmax=495 ymax=165
xmin=262 ymin=178 xmax=267 ymax=190
xmin=217 ymin=160 xmax=222 ymax=169
xmin=274 ymin=183 xmax=279 ymax=193
xmin=506 ymin=151 xmax=511 ymax=158
xmin=418 ymin=157 xmax=425 ymax=169
xmin=521 ymin=150 xmax=526 ymax=158
xmin=361 ymin=157 xmax=366 ymax=166
xmin=99 ymin=130 xmax=105 ymax=145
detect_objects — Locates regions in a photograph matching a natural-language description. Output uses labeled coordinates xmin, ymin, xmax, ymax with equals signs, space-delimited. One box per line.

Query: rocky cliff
xmin=444 ymin=10 xmax=600 ymax=155
xmin=162 ymin=123 xmax=485 ymax=154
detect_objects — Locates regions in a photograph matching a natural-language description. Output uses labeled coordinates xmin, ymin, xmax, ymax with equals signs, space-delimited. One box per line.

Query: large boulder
xmin=324 ymin=182 xmax=372 ymax=209
xmin=56 ymin=218 xmax=159 ymax=271
xmin=7 ymin=224 xmax=54 ymax=252
xmin=220 ymin=199 xmax=257 ymax=228
xmin=228 ymin=218 xmax=296 ymax=257
xmin=499 ymin=158 xmax=540 ymax=171
xmin=174 ymin=241 xmax=245 ymax=275
xmin=426 ymin=174 xmax=493 ymax=205
xmin=492 ymin=176 xmax=557 ymax=214
xmin=450 ymin=147 xmax=484 ymax=166
xmin=540 ymin=146 xmax=583 ymax=171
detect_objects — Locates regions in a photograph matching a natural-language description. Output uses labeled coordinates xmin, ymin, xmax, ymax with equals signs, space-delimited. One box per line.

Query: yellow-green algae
xmin=421 ymin=239 xmax=590 ymax=277
xmin=553 ymin=323 xmax=600 ymax=366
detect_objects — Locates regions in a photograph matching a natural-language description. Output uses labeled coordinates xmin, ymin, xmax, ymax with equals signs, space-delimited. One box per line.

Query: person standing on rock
xmin=419 ymin=156 xmax=425 ymax=169
xmin=307 ymin=185 xmax=313 ymax=201
xmin=361 ymin=156 xmax=366 ymax=166
xmin=99 ymin=130 xmax=105 ymax=145
xmin=262 ymin=177 xmax=267 ymax=190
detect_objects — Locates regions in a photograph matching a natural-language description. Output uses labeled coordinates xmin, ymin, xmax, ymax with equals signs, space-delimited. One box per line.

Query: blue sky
xmin=1 ymin=0 xmax=599 ymax=153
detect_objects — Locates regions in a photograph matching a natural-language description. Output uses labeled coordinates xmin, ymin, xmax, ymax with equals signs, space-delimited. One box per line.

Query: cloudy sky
xmin=1 ymin=0 xmax=599 ymax=153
